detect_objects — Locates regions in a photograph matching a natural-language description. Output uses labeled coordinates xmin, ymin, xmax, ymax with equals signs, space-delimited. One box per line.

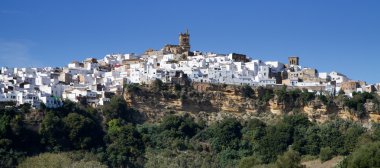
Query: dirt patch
xmin=302 ymin=156 xmax=343 ymax=168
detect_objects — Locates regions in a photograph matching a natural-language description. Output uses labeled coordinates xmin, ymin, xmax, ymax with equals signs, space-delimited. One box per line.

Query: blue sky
xmin=0 ymin=0 xmax=379 ymax=83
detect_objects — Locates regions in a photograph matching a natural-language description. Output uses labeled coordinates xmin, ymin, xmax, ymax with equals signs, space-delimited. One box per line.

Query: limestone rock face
xmin=365 ymin=100 xmax=378 ymax=113
xmin=268 ymin=100 xmax=283 ymax=115
xmin=124 ymin=85 xmax=380 ymax=124
xmin=303 ymin=100 xmax=328 ymax=123
xmin=364 ymin=100 xmax=380 ymax=122
xmin=124 ymin=85 xmax=261 ymax=123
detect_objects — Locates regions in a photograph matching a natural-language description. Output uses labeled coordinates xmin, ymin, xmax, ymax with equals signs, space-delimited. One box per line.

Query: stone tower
xmin=179 ymin=29 xmax=190 ymax=52
xmin=288 ymin=56 xmax=299 ymax=65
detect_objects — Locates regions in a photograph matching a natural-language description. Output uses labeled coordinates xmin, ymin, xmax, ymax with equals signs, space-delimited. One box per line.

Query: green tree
xmin=275 ymin=85 xmax=288 ymax=103
xmin=159 ymin=115 xmax=202 ymax=138
xmin=373 ymin=123 xmax=380 ymax=141
xmin=0 ymin=107 xmax=41 ymax=167
xmin=207 ymin=118 xmax=242 ymax=152
xmin=63 ymin=113 xmax=103 ymax=149
xmin=303 ymin=126 xmax=321 ymax=155
xmin=39 ymin=111 xmax=70 ymax=151
xmin=152 ymin=79 xmax=163 ymax=92
xmin=343 ymin=92 xmax=375 ymax=118
xmin=256 ymin=122 xmax=292 ymax=163
xmin=319 ymin=121 xmax=344 ymax=155
xmin=256 ymin=86 xmax=274 ymax=102
xmin=0 ymin=148 xmax=24 ymax=168
xmin=148 ymin=115 xmax=203 ymax=150
xmin=125 ymin=83 xmax=140 ymax=93
xmin=318 ymin=94 xmax=329 ymax=105
xmin=242 ymin=118 xmax=266 ymax=142
xmin=102 ymin=96 xmax=141 ymax=123
xmin=241 ymin=85 xmax=254 ymax=98
xmin=217 ymin=148 xmax=240 ymax=167
xmin=343 ymin=124 xmax=365 ymax=153
xmin=283 ymin=114 xmax=313 ymax=155
xmin=106 ymin=120 xmax=145 ymax=168
xmin=345 ymin=142 xmax=380 ymax=168
xmin=102 ymin=96 xmax=128 ymax=121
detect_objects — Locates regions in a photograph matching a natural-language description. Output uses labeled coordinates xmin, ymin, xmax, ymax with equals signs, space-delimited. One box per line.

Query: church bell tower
xmin=179 ymin=29 xmax=190 ymax=52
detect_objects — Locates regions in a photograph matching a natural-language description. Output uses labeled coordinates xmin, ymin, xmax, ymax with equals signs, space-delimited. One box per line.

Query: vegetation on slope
xmin=1 ymin=83 xmax=380 ymax=167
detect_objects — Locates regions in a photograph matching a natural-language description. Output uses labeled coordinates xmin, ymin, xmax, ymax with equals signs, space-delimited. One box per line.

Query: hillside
xmin=124 ymin=81 xmax=380 ymax=124
xmin=1 ymin=81 xmax=380 ymax=168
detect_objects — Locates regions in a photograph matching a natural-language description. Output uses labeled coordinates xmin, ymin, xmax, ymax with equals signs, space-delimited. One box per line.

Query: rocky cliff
xmin=124 ymin=84 xmax=380 ymax=124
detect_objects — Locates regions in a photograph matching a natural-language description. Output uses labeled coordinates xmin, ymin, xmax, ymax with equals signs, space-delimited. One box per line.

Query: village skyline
xmin=1 ymin=30 xmax=379 ymax=109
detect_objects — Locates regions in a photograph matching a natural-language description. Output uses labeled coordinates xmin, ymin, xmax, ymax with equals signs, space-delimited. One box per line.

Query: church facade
xmin=163 ymin=30 xmax=192 ymax=55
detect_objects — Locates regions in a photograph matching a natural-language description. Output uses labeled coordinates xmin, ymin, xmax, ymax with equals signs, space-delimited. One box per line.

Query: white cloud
xmin=0 ymin=39 xmax=43 ymax=68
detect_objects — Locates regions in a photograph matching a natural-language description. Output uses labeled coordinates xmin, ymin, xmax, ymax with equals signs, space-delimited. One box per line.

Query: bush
xmin=275 ymin=149 xmax=302 ymax=168
xmin=319 ymin=121 xmax=344 ymax=155
xmin=257 ymin=87 xmax=274 ymax=102
xmin=174 ymin=84 xmax=182 ymax=92
xmin=318 ymin=95 xmax=329 ymax=105
xmin=238 ymin=156 xmax=261 ymax=168
xmin=207 ymin=118 xmax=242 ymax=152
xmin=102 ymin=96 xmax=142 ymax=123
xmin=319 ymin=147 xmax=333 ymax=162
xmin=303 ymin=126 xmax=321 ymax=155
xmin=217 ymin=149 xmax=240 ymax=167
xmin=343 ymin=124 xmax=365 ymax=153
xmin=152 ymin=79 xmax=163 ymax=92
xmin=256 ymin=123 xmax=292 ymax=163
xmin=274 ymin=86 xmax=287 ymax=102
xmin=0 ymin=148 xmax=25 ymax=168
xmin=160 ymin=115 xmax=202 ymax=139
xmin=241 ymin=85 xmax=254 ymax=98
xmin=63 ymin=113 xmax=103 ymax=149
xmin=373 ymin=124 xmax=380 ymax=141
xmin=144 ymin=149 xmax=219 ymax=168
xmin=242 ymin=118 xmax=266 ymax=142
xmin=345 ymin=142 xmax=380 ymax=168
xmin=343 ymin=92 xmax=376 ymax=118
xmin=106 ymin=123 xmax=145 ymax=168
xmin=125 ymin=83 xmax=140 ymax=93
xmin=17 ymin=152 xmax=107 ymax=168
xmin=299 ymin=91 xmax=315 ymax=105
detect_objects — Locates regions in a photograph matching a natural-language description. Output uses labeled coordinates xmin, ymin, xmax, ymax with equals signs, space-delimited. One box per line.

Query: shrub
xmin=125 ymin=83 xmax=140 ymax=93
xmin=256 ymin=123 xmax=292 ymax=163
xmin=256 ymin=86 xmax=274 ymax=102
xmin=17 ymin=152 xmax=107 ymax=168
xmin=319 ymin=147 xmax=333 ymax=162
xmin=275 ymin=149 xmax=302 ymax=168
xmin=207 ymin=118 xmax=242 ymax=152
xmin=345 ymin=142 xmax=380 ymax=168
xmin=238 ymin=156 xmax=261 ymax=168
xmin=152 ymin=79 xmax=163 ymax=92
xmin=318 ymin=95 xmax=329 ymax=104
xmin=275 ymin=86 xmax=287 ymax=102
xmin=241 ymin=85 xmax=254 ymax=98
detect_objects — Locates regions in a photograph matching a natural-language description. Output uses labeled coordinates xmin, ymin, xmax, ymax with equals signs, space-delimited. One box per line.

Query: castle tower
xmin=179 ymin=29 xmax=190 ymax=52
xmin=288 ymin=56 xmax=299 ymax=65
